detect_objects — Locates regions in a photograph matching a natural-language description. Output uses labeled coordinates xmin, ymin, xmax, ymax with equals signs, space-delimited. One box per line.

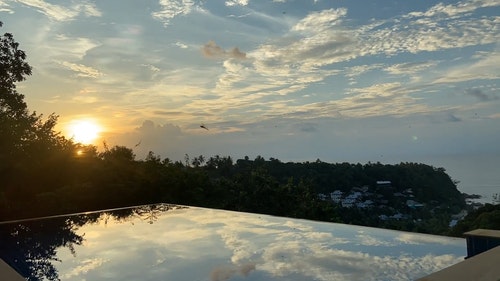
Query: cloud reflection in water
xmin=9 ymin=205 xmax=464 ymax=281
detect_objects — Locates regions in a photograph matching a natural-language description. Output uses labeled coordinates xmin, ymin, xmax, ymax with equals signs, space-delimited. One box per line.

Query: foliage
xmin=449 ymin=204 xmax=500 ymax=236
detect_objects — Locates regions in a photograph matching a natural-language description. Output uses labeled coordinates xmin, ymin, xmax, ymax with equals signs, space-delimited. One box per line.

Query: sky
xmin=1 ymin=0 xmax=499 ymax=198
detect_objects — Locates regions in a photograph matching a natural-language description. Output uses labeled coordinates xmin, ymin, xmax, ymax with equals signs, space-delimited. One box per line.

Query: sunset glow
xmin=67 ymin=119 xmax=102 ymax=145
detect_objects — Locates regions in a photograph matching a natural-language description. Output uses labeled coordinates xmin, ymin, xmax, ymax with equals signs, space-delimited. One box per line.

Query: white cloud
xmin=385 ymin=61 xmax=438 ymax=75
xmin=292 ymin=8 xmax=347 ymax=32
xmin=152 ymin=0 xmax=197 ymax=26
xmin=249 ymin=0 xmax=498 ymax=86
xmin=345 ymin=64 xmax=383 ymax=78
xmin=74 ymin=1 xmax=102 ymax=17
xmin=58 ymin=61 xmax=102 ymax=78
xmin=62 ymin=258 xmax=109 ymax=279
xmin=396 ymin=233 xmax=465 ymax=246
xmin=225 ymin=0 xmax=249 ymax=6
xmin=174 ymin=41 xmax=188 ymax=49
xmin=359 ymin=16 xmax=498 ymax=56
xmin=50 ymin=34 xmax=100 ymax=61
xmin=16 ymin=0 xmax=101 ymax=21
xmin=405 ymin=0 xmax=500 ymax=18
xmin=432 ymin=51 xmax=500 ymax=84
xmin=51 ymin=205 xmax=466 ymax=281
xmin=0 ymin=1 xmax=13 ymax=13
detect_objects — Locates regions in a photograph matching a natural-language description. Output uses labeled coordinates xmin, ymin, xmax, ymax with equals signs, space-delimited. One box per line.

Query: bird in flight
xmin=134 ymin=140 xmax=142 ymax=147
xmin=200 ymin=124 xmax=209 ymax=130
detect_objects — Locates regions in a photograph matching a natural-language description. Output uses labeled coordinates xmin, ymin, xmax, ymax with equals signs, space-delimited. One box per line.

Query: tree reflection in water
xmin=0 ymin=204 xmax=184 ymax=281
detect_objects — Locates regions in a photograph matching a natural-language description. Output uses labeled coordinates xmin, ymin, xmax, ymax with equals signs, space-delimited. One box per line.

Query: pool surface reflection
xmin=0 ymin=204 xmax=465 ymax=281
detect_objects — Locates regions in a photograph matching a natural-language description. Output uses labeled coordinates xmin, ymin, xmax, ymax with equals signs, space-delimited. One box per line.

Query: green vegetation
xmin=449 ymin=204 xmax=500 ymax=236
xmin=1 ymin=22 xmax=496 ymax=237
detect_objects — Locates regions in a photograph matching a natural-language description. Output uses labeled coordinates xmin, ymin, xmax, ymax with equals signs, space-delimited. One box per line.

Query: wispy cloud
xmin=404 ymin=0 xmax=499 ymax=18
xmin=62 ymin=258 xmax=109 ymax=279
xmin=16 ymin=0 xmax=101 ymax=21
xmin=0 ymin=1 xmax=13 ymax=13
xmin=465 ymin=88 xmax=499 ymax=102
xmin=432 ymin=51 xmax=500 ymax=84
xmin=58 ymin=61 xmax=102 ymax=78
xmin=292 ymin=8 xmax=347 ymax=32
xmin=385 ymin=61 xmax=438 ymax=75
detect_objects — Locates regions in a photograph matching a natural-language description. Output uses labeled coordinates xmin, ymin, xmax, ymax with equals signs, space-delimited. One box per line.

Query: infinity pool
xmin=0 ymin=204 xmax=465 ymax=281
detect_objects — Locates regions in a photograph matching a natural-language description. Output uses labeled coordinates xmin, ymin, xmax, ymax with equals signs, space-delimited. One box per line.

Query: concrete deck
xmin=0 ymin=259 xmax=25 ymax=281
xmin=417 ymin=245 xmax=500 ymax=281
xmin=464 ymin=229 xmax=500 ymax=239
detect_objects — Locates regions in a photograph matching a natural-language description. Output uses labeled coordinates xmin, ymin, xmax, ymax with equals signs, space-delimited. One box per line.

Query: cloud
xmin=292 ymin=8 xmax=347 ymax=32
xmin=62 ymin=258 xmax=109 ymax=279
xmin=58 ymin=61 xmax=102 ymax=78
xmin=72 ymin=95 xmax=98 ymax=104
xmin=210 ymin=263 xmax=256 ymax=281
xmin=359 ymin=15 xmax=498 ymax=57
xmin=0 ymin=1 xmax=13 ymax=13
xmin=174 ymin=41 xmax=188 ymax=49
xmin=247 ymin=0 xmax=499 ymax=101
xmin=52 ymin=206 xmax=465 ymax=281
xmin=465 ymin=88 xmax=499 ymax=102
xmin=356 ymin=233 xmax=393 ymax=247
xmin=384 ymin=61 xmax=438 ymax=75
xmin=251 ymin=0 xmax=498 ymax=79
xmin=202 ymin=41 xmax=247 ymax=60
xmin=225 ymin=0 xmax=249 ymax=6
xmin=51 ymin=34 xmax=100 ymax=61
xmin=405 ymin=0 xmax=499 ymax=18
xmin=136 ymin=120 xmax=182 ymax=135
xmin=75 ymin=1 xmax=102 ymax=17
xmin=152 ymin=0 xmax=197 ymax=26
xmin=345 ymin=64 xmax=383 ymax=78
xmin=396 ymin=233 xmax=464 ymax=246
xmin=16 ymin=0 xmax=101 ymax=21
xmin=431 ymin=51 xmax=500 ymax=84
xmin=106 ymin=120 xmax=186 ymax=159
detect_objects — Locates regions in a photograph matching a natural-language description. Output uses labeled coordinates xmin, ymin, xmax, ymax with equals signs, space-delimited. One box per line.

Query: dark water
xmin=418 ymin=153 xmax=499 ymax=204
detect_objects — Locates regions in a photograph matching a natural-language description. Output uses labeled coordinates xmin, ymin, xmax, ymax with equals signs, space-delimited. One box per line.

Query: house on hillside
xmin=317 ymin=193 xmax=328 ymax=201
xmin=376 ymin=181 xmax=392 ymax=188
xmin=330 ymin=190 xmax=343 ymax=203
xmin=406 ymin=199 xmax=424 ymax=208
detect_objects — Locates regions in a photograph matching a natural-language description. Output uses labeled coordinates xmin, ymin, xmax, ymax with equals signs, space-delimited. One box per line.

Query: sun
xmin=67 ymin=119 xmax=102 ymax=144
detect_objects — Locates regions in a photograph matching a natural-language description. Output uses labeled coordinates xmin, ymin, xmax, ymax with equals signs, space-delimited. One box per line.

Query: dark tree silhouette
xmin=0 ymin=21 xmax=77 ymax=219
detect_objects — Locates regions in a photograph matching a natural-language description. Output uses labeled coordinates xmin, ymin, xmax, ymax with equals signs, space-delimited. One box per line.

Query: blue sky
xmin=1 ymin=0 xmax=499 ymax=195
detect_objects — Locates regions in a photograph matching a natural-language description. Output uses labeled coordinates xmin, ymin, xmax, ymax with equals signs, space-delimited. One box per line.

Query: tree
xmin=0 ymin=21 xmax=68 ymax=162
xmin=0 ymin=22 xmax=76 ymax=218
xmin=0 ymin=22 xmax=32 ymax=113
xmin=493 ymin=193 xmax=499 ymax=205
xmin=0 ymin=21 xmax=33 ymax=162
